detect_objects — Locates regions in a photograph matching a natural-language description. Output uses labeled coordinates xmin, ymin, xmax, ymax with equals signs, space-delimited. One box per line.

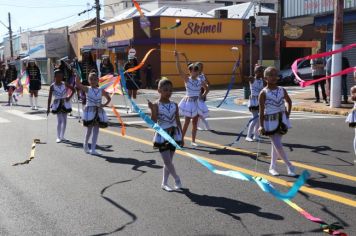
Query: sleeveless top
xmin=263 ymin=87 xmax=286 ymax=115
xmin=52 ymin=83 xmax=67 ymax=100
xmin=185 ymin=77 xmax=202 ymax=97
xmin=157 ymin=101 xmax=177 ymax=129
xmin=250 ymin=78 xmax=264 ymax=97
xmin=87 ymin=87 xmax=102 ymax=107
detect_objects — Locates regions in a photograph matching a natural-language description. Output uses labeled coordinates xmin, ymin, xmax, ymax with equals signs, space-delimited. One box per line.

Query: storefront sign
xmin=102 ymin=26 xmax=115 ymax=38
xmin=184 ymin=22 xmax=222 ymax=35
xmin=255 ymin=16 xmax=269 ymax=27
xmin=285 ymin=41 xmax=319 ymax=48
xmin=283 ymin=25 xmax=303 ymax=39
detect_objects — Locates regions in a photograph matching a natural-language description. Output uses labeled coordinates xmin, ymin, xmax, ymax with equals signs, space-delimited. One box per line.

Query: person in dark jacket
xmin=124 ymin=56 xmax=141 ymax=112
xmin=26 ymin=59 xmax=41 ymax=110
xmin=100 ymin=56 xmax=114 ymax=76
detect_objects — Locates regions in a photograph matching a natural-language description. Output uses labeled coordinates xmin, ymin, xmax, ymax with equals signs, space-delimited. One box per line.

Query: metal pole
xmin=95 ymin=0 xmax=101 ymax=76
xmin=258 ymin=2 xmax=263 ymax=66
xmin=330 ymin=0 xmax=343 ymax=108
xmin=8 ymin=12 xmax=13 ymax=59
xmin=274 ymin=0 xmax=281 ymax=70
xmin=249 ymin=21 xmax=253 ymax=76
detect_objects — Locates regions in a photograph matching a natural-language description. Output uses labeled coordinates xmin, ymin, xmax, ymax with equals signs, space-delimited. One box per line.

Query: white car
xmin=278 ymin=60 xmax=312 ymax=85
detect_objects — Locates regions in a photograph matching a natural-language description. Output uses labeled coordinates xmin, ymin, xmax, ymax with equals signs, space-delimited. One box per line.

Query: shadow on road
xmin=177 ymin=188 xmax=284 ymax=221
xmin=98 ymin=154 xmax=162 ymax=173
xmin=90 ymin=172 xmax=145 ymax=236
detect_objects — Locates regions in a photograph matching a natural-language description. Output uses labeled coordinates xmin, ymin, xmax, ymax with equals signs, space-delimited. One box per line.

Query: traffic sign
xmin=92 ymin=37 xmax=108 ymax=49
xmin=255 ymin=15 xmax=269 ymax=27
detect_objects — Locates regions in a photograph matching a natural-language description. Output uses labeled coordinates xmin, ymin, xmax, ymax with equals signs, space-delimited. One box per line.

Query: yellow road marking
xmin=142 ymin=128 xmax=356 ymax=182
xmin=193 ymin=137 xmax=356 ymax=182
xmin=101 ymin=129 xmax=356 ymax=208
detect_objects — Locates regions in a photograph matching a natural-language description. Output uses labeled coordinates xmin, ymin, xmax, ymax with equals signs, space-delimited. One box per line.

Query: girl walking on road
xmin=47 ymin=69 xmax=74 ymax=143
xmin=27 ymin=59 xmax=42 ymax=110
xmin=258 ymin=67 xmax=296 ymax=177
xmin=75 ymin=71 xmax=111 ymax=156
xmin=196 ymin=62 xmax=211 ymax=131
xmin=246 ymin=65 xmax=264 ymax=142
xmin=175 ymin=52 xmax=209 ymax=147
xmin=148 ymin=78 xmax=183 ymax=191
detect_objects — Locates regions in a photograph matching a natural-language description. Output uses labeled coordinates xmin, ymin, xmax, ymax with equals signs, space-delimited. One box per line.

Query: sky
xmin=0 ymin=0 xmax=104 ymax=42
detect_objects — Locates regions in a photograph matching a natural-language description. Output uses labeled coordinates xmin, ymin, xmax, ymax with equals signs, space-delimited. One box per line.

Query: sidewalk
xmin=235 ymin=87 xmax=353 ymax=116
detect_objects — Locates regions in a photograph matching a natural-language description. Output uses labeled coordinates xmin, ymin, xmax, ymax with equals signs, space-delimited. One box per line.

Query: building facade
xmin=281 ymin=0 xmax=356 ymax=89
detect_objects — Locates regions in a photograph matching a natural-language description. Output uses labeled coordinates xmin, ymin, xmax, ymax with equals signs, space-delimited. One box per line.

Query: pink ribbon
xmin=292 ymin=43 xmax=356 ymax=87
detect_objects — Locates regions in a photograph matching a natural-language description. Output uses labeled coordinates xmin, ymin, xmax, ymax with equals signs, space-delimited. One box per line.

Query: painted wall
xmin=159 ymin=17 xmax=244 ymax=87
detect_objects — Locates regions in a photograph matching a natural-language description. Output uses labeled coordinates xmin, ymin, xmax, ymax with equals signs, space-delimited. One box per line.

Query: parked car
xmin=278 ymin=60 xmax=312 ymax=85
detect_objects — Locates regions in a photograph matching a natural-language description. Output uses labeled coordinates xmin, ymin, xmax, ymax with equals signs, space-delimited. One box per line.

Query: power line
xmin=0 ymin=3 xmax=86 ymax=8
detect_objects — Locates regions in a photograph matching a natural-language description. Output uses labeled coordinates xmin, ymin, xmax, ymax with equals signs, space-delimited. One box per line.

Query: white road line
xmin=0 ymin=117 xmax=10 ymax=123
xmin=5 ymin=110 xmax=45 ymax=121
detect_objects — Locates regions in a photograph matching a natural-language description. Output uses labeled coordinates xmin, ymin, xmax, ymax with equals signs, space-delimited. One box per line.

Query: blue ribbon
xmin=185 ymin=151 xmax=310 ymax=200
xmin=230 ymin=115 xmax=259 ymax=146
xmin=119 ymin=67 xmax=308 ymax=201
xmin=216 ymin=57 xmax=241 ymax=108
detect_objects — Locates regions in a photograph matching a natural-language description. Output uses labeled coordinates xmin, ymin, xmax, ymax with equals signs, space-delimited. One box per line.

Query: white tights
xmin=56 ymin=113 xmax=67 ymax=139
xmin=85 ymin=125 xmax=99 ymax=152
xmin=247 ymin=110 xmax=259 ymax=138
xmin=160 ymin=150 xmax=179 ymax=185
xmin=270 ymin=134 xmax=293 ymax=170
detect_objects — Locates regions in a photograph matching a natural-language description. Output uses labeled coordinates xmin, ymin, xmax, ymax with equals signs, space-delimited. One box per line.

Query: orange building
xmin=71 ymin=16 xmax=246 ymax=88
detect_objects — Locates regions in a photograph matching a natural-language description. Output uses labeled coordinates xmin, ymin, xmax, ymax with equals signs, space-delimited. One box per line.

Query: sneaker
xmin=197 ymin=127 xmax=204 ymax=131
xmin=324 ymin=100 xmax=329 ymax=104
xmin=314 ymin=100 xmax=320 ymax=103
xmin=90 ymin=150 xmax=101 ymax=156
xmin=161 ymin=184 xmax=173 ymax=192
xmin=191 ymin=142 xmax=199 ymax=147
xmin=269 ymin=169 xmax=280 ymax=176
xmin=34 ymin=106 xmax=38 ymax=110
xmin=287 ymin=166 xmax=297 ymax=177
xmin=174 ymin=178 xmax=182 ymax=190
xmin=31 ymin=106 xmax=35 ymax=110
xmin=83 ymin=144 xmax=90 ymax=154
xmin=245 ymin=137 xmax=253 ymax=142
xmin=56 ymin=138 xmax=62 ymax=143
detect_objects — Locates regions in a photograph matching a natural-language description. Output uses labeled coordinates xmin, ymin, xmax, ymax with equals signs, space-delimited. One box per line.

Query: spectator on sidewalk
xmin=311 ymin=49 xmax=328 ymax=104
xmin=326 ymin=55 xmax=350 ymax=104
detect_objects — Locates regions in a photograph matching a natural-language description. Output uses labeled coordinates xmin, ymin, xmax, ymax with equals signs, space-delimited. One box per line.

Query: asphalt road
xmin=0 ymin=88 xmax=355 ymax=236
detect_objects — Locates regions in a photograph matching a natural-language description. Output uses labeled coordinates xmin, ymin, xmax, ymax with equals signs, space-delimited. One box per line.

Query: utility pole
xmin=330 ymin=0 xmax=344 ymax=108
xmin=95 ymin=0 xmax=101 ymax=76
xmin=258 ymin=1 xmax=263 ymax=66
xmin=95 ymin=0 xmax=100 ymax=38
xmin=8 ymin=12 xmax=14 ymax=59
xmin=275 ymin=0 xmax=281 ymax=70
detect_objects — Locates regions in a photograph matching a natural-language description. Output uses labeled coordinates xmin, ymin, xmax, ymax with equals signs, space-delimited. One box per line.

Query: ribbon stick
xmin=155 ymin=19 xmax=181 ymax=30
xmin=292 ymin=43 xmax=356 ymax=87
xmin=132 ymin=0 xmax=151 ymax=38
xmin=111 ymin=105 xmax=126 ymax=136
xmin=217 ymin=47 xmax=241 ymax=108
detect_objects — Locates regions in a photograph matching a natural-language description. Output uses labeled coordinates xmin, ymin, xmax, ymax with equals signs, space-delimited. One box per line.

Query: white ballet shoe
xmin=287 ymin=166 xmax=297 ymax=177
xmin=161 ymin=184 xmax=173 ymax=192
xmin=56 ymin=138 xmax=62 ymax=143
xmin=191 ymin=142 xmax=199 ymax=147
xmin=83 ymin=144 xmax=90 ymax=154
xmin=245 ymin=137 xmax=253 ymax=142
xmin=174 ymin=178 xmax=182 ymax=190
xmin=269 ymin=169 xmax=280 ymax=176
xmin=90 ymin=150 xmax=101 ymax=156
